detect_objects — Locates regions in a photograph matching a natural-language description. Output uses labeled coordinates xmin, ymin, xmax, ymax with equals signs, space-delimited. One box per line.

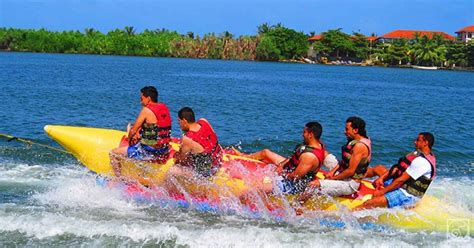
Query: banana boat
xmin=44 ymin=125 xmax=473 ymax=235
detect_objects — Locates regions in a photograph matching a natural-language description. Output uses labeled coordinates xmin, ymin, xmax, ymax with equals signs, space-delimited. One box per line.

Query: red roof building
xmin=366 ymin=36 xmax=378 ymax=42
xmin=455 ymin=25 xmax=474 ymax=43
xmin=378 ymin=30 xmax=455 ymax=42
xmin=308 ymin=34 xmax=322 ymax=42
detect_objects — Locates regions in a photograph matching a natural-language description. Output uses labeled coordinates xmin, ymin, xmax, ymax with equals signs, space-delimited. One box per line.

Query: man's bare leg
xmin=243 ymin=149 xmax=287 ymax=165
xmin=365 ymin=165 xmax=388 ymax=178
xmin=110 ymin=146 xmax=128 ymax=177
xmin=353 ymin=195 xmax=388 ymax=211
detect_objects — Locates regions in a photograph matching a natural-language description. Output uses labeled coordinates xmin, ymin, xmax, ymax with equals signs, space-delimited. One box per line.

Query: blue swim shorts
xmin=127 ymin=143 xmax=169 ymax=161
xmin=383 ymin=179 xmax=418 ymax=208
xmin=274 ymin=176 xmax=301 ymax=194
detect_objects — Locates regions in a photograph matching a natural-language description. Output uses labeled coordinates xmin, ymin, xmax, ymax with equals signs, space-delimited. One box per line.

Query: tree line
xmin=0 ymin=24 xmax=307 ymax=61
xmin=1 ymin=25 xmax=473 ymax=67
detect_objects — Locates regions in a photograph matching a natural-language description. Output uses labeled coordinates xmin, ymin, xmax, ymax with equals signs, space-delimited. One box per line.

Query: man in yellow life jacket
xmin=304 ymin=116 xmax=372 ymax=197
xmin=110 ymin=86 xmax=172 ymax=177
xmin=355 ymin=132 xmax=436 ymax=210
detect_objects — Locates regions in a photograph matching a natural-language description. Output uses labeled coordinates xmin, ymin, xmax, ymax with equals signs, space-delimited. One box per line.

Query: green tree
xmin=411 ymin=35 xmax=447 ymax=66
xmin=257 ymin=23 xmax=272 ymax=35
xmin=124 ymin=26 xmax=136 ymax=36
xmin=259 ymin=25 xmax=308 ymax=60
xmin=319 ymin=29 xmax=353 ymax=58
xmin=467 ymin=40 xmax=474 ymax=67
xmin=255 ymin=36 xmax=280 ymax=61
xmin=446 ymin=41 xmax=468 ymax=67
xmin=384 ymin=39 xmax=410 ymax=65
xmin=352 ymin=32 xmax=369 ymax=60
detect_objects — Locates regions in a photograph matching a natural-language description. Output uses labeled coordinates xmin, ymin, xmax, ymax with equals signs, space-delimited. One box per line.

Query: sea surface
xmin=0 ymin=51 xmax=473 ymax=247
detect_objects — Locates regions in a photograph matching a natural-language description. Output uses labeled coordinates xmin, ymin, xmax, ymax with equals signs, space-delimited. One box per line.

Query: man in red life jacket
xmin=242 ymin=121 xmax=329 ymax=194
xmin=173 ymin=107 xmax=223 ymax=177
xmin=355 ymin=132 xmax=436 ymax=210
xmin=304 ymin=116 xmax=372 ymax=197
xmin=110 ymin=86 xmax=172 ymax=177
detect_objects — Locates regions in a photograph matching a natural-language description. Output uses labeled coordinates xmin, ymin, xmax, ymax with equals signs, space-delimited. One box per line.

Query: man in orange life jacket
xmin=173 ymin=107 xmax=223 ymax=177
xmin=305 ymin=116 xmax=372 ymax=197
xmin=110 ymin=86 xmax=172 ymax=177
xmin=242 ymin=121 xmax=328 ymax=194
xmin=355 ymin=132 xmax=436 ymax=210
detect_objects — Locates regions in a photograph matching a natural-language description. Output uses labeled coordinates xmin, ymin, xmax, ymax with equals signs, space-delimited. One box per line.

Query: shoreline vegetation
xmin=1 ymin=24 xmax=473 ymax=71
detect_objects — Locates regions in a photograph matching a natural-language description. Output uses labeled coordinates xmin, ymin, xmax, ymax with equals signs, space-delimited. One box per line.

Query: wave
xmin=0 ymin=161 xmax=473 ymax=246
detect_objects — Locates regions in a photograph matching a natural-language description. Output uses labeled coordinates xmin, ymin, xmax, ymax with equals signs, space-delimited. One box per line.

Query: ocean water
xmin=0 ymin=51 xmax=473 ymax=247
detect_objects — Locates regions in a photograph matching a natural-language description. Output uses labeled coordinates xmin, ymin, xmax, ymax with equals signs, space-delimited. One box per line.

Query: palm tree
xmin=124 ymin=26 xmax=135 ymax=36
xmin=84 ymin=28 xmax=96 ymax=36
xmin=221 ymin=31 xmax=233 ymax=39
xmin=187 ymin=31 xmax=194 ymax=39
xmin=257 ymin=23 xmax=272 ymax=35
xmin=411 ymin=35 xmax=446 ymax=66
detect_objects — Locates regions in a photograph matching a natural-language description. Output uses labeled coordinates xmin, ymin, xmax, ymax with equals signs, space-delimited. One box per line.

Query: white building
xmin=455 ymin=25 xmax=474 ymax=43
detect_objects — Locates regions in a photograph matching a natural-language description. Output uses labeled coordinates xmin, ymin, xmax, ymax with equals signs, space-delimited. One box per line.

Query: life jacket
xmin=140 ymin=103 xmax=172 ymax=151
xmin=387 ymin=150 xmax=436 ymax=198
xmin=185 ymin=119 xmax=223 ymax=170
xmin=284 ymin=143 xmax=326 ymax=192
xmin=339 ymin=137 xmax=372 ymax=180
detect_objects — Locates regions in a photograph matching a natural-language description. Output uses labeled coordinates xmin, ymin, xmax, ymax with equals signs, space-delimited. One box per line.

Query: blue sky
xmin=0 ymin=0 xmax=472 ymax=36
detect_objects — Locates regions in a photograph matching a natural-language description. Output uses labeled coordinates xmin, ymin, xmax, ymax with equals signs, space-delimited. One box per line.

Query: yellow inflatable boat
xmin=44 ymin=125 xmax=473 ymax=235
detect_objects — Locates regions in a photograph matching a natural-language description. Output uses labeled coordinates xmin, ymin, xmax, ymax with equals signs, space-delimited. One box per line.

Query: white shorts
xmin=318 ymin=179 xmax=360 ymax=196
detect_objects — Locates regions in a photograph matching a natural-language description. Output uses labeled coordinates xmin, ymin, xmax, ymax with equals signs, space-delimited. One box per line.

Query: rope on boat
xmin=0 ymin=133 xmax=71 ymax=154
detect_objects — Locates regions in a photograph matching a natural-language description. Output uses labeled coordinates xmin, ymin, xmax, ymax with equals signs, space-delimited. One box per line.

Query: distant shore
xmin=3 ymin=49 xmax=474 ymax=73
xmin=285 ymin=57 xmax=474 ymax=72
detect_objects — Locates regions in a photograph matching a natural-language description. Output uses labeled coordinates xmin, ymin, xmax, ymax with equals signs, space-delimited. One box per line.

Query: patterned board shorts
xmin=384 ymin=179 xmax=418 ymax=208
xmin=274 ymin=176 xmax=311 ymax=195
xmin=274 ymin=176 xmax=299 ymax=194
xmin=127 ymin=143 xmax=169 ymax=161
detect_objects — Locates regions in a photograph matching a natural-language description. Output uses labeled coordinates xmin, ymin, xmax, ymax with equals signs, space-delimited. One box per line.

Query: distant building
xmin=366 ymin=36 xmax=378 ymax=42
xmin=377 ymin=30 xmax=455 ymax=43
xmin=307 ymin=34 xmax=322 ymax=43
xmin=455 ymin=25 xmax=474 ymax=43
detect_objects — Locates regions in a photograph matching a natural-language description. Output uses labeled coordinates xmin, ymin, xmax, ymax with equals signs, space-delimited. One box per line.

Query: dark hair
xmin=346 ymin=116 xmax=367 ymax=138
xmin=305 ymin=121 xmax=323 ymax=140
xmin=419 ymin=132 xmax=435 ymax=149
xmin=140 ymin=86 xmax=158 ymax=102
xmin=178 ymin=107 xmax=196 ymax=123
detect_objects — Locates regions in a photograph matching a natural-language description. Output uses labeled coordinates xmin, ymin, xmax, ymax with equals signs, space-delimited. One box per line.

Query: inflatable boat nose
xmin=44 ymin=125 xmax=126 ymax=175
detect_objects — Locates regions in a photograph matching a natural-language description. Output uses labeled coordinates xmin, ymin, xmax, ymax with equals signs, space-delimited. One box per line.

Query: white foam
xmin=0 ymin=163 xmax=85 ymax=185
xmin=0 ymin=210 xmax=179 ymax=241
xmin=1 ymin=161 xmax=473 ymax=246
xmin=429 ymin=177 xmax=474 ymax=212
xmin=34 ymin=176 xmax=146 ymax=215
xmin=3 ymin=207 xmax=469 ymax=247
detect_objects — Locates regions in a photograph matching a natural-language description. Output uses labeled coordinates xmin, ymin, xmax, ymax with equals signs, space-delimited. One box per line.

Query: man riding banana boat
xmin=42 ymin=85 xmax=473 ymax=235
xmin=236 ymin=121 xmax=342 ymax=195
xmin=169 ymin=107 xmax=223 ymax=178
xmin=355 ymin=132 xmax=436 ymax=210
xmin=110 ymin=86 xmax=172 ymax=177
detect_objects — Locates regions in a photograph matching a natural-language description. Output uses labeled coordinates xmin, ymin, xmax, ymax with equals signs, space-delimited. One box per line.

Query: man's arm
xmin=373 ymin=170 xmax=390 ymax=189
xmin=373 ymin=172 xmax=411 ymax=197
xmin=128 ymin=108 xmax=149 ymax=144
xmin=326 ymin=164 xmax=340 ymax=178
xmin=330 ymin=143 xmax=367 ymax=180
xmin=276 ymin=158 xmax=290 ymax=175
xmin=286 ymin=153 xmax=318 ymax=180
xmin=175 ymin=136 xmax=194 ymax=165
